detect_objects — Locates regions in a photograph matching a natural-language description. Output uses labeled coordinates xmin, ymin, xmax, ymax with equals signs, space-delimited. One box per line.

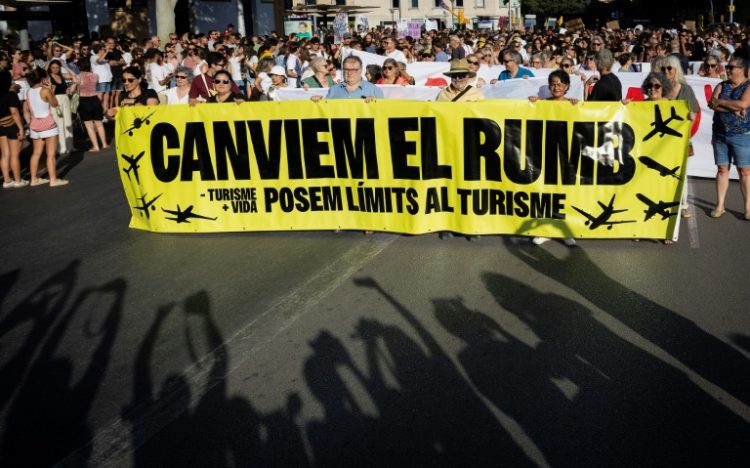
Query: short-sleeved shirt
xmin=207 ymin=92 xmax=245 ymax=103
xmin=498 ymin=67 xmax=535 ymax=81
xmin=0 ymin=92 xmax=21 ymax=126
xmin=302 ymin=75 xmax=336 ymax=88
xmin=120 ymin=89 xmax=159 ymax=107
xmin=325 ymin=80 xmax=384 ymax=99
xmin=189 ymin=74 xmax=241 ymax=100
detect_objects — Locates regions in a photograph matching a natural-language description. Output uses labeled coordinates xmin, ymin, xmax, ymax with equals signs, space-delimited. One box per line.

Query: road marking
xmin=686 ymin=180 xmax=700 ymax=248
xmin=57 ymin=235 xmax=398 ymax=467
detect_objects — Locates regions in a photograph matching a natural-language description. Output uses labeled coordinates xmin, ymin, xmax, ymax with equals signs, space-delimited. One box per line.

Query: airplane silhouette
xmin=643 ymin=105 xmax=684 ymax=141
xmin=638 ymin=156 xmax=681 ymax=179
xmin=121 ymin=110 xmax=157 ymax=136
xmin=161 ymin=205 xmax=217 ymax=223
xmin=121 ymin=151 xmax=145 ymax=183
xmin=572 ymin=194 xmax=636 ymax=230
xmin=636 ymin=193 xmax=680 ymax=221
xmin=133 ymin=193 xmax=163 ymax=219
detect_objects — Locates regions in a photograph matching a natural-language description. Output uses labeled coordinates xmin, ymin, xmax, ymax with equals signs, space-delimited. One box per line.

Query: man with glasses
xmin=188 ymin=52 xmax=241 ymax=104
xmin=312 ymin=56 xmax=382 ymax=102
xmin=384 ymin=37 xmax=406 ymax=64
xmin=493 ymin=51 xmax=534 ymax=83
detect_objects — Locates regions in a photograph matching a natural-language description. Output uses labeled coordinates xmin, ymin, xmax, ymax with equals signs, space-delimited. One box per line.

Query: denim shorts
xmin=713 ymin=133 xmax=750 ymax=168
xmin=96 ymin=82 xmax=112 ymax=93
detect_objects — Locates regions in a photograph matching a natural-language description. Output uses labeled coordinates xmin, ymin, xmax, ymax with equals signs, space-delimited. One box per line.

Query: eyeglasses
xmin=660 ymin=66 xmax=674 ymax=72
xmin=503 ymin=59 xmax=514 ymax=64
xmin=175 ymin=75 xmax=188 ymax=79
xmin=561 ymin=63 xmax=572 ymax=68
xmin=343 ymin=68 xmax=360 ymax=72
xmin=592 ymin=42 xmax=603 ymax=46
xmin=214 ymin=79 xmax=230 ymax=84
xmin=451 ymin=73 xmax=468 ymax=79
xmin=124 ymin=78 xmax=137 ymax=83
xmin=706 ymin=63 xmax=717 ymax=68
xmin=587 ymin=57 xmax=595 ymax=61
xmin=383 ymin=65 xmax=395 ymax=70
xmin=467 ymin=60 xmax=479 ymax=65
xmin=726 ymin=65 xmax=740 ymax=71
xmin=645 ymin=83 xmax=662 ymax=90
xmin=532 ymin=61 xmax=542 ymax=65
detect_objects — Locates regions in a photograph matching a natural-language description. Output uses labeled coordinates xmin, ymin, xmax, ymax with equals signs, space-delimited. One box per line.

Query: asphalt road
xmin=0 ymin=147 xmax=748 ymax=467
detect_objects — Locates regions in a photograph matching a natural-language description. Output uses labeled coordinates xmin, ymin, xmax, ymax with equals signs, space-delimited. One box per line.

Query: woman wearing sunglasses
xmin=708 ymin=55 xmax=750 ymax=221
xmin=165 ymin=66 xmax=193 ymax=105
xmin=376 ymin=58 xmax=409 ymax=85
xmin=109 ymin=66 xmax=159 ymax=117
xmin=207 ymin=70 xmax=245 ymax=104
xmin=698 ymin=55 xmax=726 ymax=80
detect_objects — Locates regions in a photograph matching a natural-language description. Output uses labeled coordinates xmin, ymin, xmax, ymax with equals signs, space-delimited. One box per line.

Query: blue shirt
xmin=435 ymin=51 xmax=451 ymax=62
xmin=497 ymin=67 xmax=535 ymax=81
xmin=325 ymin=80 xmax=384 ymax=99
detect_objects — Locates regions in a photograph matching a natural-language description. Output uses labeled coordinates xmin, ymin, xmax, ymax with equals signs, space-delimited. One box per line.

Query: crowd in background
xmin=0 ymin=21 xmax=748 ymax=227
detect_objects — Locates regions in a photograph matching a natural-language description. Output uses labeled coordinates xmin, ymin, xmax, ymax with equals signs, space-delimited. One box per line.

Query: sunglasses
xmin=660 ymin=66 xmax=674 ymax=72
xmin=467 ymin=60 xmax=479 ymax=65
xmin=383 ymin=65 xmax=395 ymax=70
xmin=706 ymin=63 xmax=717 ymax=68
xmin=175 ymin=75 xmax=188 ymax=79
xmin=214 ymin=79 xmax=231 ymax=84
xmin=726 ymin=65 xmax=740 ymax=71
xmin=562 ymin=63 xmax=572 ymax=68
xmin=587 ymin=57 xmax=595 ymax=61
xmin=503 ymin=59 xmax=514 ymax=64
xmin=451 ymin=73 xmax=468 ymax=79
xmin=592 ymin=42 xmax=603 ymax=46
xmin=124 ymin=78 xmax=137 ymax=83
xmin=645 ymin=83 xmax=662 ymax=90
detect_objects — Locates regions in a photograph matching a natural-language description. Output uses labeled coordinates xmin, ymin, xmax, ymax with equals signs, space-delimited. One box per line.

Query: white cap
xmin=269 ymin=65 xmax=286 ymax=76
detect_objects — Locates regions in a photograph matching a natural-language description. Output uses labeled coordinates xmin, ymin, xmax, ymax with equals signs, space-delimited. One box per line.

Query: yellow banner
xmin=115 ymin=100 xmax=690 ymax=239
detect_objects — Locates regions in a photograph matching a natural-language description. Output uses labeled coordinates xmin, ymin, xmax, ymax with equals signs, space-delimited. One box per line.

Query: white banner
xmin=275 ymin=67 xmax=731 ymax=179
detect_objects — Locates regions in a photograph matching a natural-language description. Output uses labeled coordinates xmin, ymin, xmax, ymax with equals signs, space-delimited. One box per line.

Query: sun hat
xmin=269 ymin=65 xmax=286 ymax=76
xmin=443 ymin=58 xmax=476 ymax=78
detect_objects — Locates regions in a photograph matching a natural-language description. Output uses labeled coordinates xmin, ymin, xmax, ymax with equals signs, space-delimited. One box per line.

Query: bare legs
xmin=740 ymin=167 xmax=750 ymax=218
xmin=83 ymin=120 xmax=109 ymax=151
xmin=30 ymin=136 xmax=64 ymax=184
xmin=713 ymin=165 xmax=730 ymax=216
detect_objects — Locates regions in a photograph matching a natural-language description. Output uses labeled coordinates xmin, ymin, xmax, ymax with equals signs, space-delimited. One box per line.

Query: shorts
xmin=96 ymin=82 xmax=112 ymax=93
xmin=110 ymin=76 xmax=124 ymax=92
xmin=0 ymin=125 xmax=18 ymax=139
xmin=77 ymin=96 xmax=103 ymax=121
xmin=713 ymin=133 xmax=750 ymax=168
xmin=30 ymin=126 xmax=59 ymax=140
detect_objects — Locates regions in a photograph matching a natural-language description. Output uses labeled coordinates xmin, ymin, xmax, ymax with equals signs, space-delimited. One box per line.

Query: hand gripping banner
xmin=115 ymin=100 xmax=690 ymax=239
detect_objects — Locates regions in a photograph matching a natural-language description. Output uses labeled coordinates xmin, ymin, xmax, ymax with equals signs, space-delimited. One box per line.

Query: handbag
xmin=29 ymin=114 xmax=57 ymax=133
xmin=69 ymin=92 xmax=80 ymax=114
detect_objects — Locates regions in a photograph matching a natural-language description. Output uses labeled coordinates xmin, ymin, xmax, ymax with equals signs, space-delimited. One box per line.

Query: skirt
xmin=78 ymin=95 xmax=103 ymax=122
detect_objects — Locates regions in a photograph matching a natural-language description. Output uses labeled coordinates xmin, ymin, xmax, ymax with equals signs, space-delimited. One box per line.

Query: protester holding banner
xmin=164 ymin=66 xmax=193 ymax=105
xmin=206 ymin=70 xmax=245 ymax=104
xmin=708 ymin=55 xmax=750 ymax=221
xmin=314 ymin=56 xmax=383 ymax=102
xmin=529 ymin=69 xmax=578 ymax=247
xmin=465 ymin=54 xmax=486 ymax=88
xmin=188 ymin=52 xmax=241 ymax=104
xmin=113 ymin=67 xmax=159 ymax=110
xmin=698 ymin=55 xmax=726 ymax=80
xmin=266 ymin=66 xmax=288 ymax=101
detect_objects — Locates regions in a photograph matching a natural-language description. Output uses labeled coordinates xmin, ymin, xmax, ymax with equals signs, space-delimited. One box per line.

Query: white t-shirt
xmin=286 ymin=54 xmax=300 ymax=88
xmin=165 ymin=86 xmax=189 ymax=105
xmin=91 ymin=55 xmax=112 ymax=83
xmin=386 ymin=49 xmax=407 ymax=64
xmin=148 ymin=62 xmax=170 ymax=93
xmin=229 ymin=56 xmax=243 ymax=81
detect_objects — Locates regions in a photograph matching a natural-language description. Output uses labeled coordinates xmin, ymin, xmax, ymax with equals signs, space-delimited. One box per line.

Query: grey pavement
xmin=0 ymin=147 xmax=749 ymax=467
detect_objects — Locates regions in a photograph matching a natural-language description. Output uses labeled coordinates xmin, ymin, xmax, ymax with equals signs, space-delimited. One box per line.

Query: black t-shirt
xmin=120 ymin=88 xmax=159 ymax=106
xmin=106 ymin=50 xmax=124 ymax=77
xmin=207 ymin=92 xmax=245 ymax=103
xmin=0 ymin=92 xmax=20 ymax=117
xmin=588 ymin=73 xmax=622 ymax=102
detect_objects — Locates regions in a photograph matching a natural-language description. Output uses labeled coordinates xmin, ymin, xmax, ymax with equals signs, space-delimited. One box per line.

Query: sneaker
xmin=30 ymin=178 xmax=49 ymax=186
xmin=681 ymin=208 xmax=691 ymax=218
xmin=50 ymin=179 xmax=69 ymax=187
xmin=13 ymin=180 xmax=29 ymax=188
xmin=532 ymin=237 xmax=551 ymax=245
xmin=2 ymin=180 xmax=14 ymax=189
xmin=467 ymin=235 xmax=481 ymax=242
xmin=439 ymin=231 xmax=453 ymax=240
xmin=564 ymin=238 xmax=577 ymax=246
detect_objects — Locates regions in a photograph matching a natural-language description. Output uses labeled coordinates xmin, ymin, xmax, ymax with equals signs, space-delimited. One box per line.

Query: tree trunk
xmin=155 ymin=0 xmax=178 ymax=45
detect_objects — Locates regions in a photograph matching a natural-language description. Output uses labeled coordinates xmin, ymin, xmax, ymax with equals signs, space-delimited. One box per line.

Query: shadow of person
xmin=125 ymin=291 xmax=278 ymax=467
xmin=729 ymin=333 xmax=750 ymax=354
xmin=0 ymin=260 xmax=80 ymax=414
xmin=305 ymin=277 xmax=533 ymax=466
xmin=506 ymin=245 xmax=750 ymax=408
xmin=481 ymin=272 xmax=750 ymax=467
xmin=0 ymin=278 xmax=125 ymax=467
xmin=0 ymin=268 xmax=20 ymax=316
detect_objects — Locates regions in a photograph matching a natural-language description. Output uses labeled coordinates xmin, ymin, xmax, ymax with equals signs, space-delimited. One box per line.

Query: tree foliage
xmin=521 ymin=0 xmax=583 ymax=17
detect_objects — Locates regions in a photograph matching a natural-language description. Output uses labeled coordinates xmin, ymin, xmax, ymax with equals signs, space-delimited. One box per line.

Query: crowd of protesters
xmin=0 ymin=20 xmax=748 ymax=226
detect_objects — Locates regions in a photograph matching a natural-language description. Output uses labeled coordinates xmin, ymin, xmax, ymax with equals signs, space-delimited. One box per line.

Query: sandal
xmin=709 ymin=208 xmax=725 ymax=218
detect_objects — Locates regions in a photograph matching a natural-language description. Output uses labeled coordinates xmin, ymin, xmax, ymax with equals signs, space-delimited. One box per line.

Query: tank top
xmin=713 ymin=79 xmax=750 ymax=136
xmin=50 ymin=75 xmax=68 ymax=95
xmin=26 ymin=87 xmax=52 ymax=119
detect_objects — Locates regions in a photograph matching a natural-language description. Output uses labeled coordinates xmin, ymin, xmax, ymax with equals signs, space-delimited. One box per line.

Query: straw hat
xmin=443 ymin=59 xmax=476 ymax=78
